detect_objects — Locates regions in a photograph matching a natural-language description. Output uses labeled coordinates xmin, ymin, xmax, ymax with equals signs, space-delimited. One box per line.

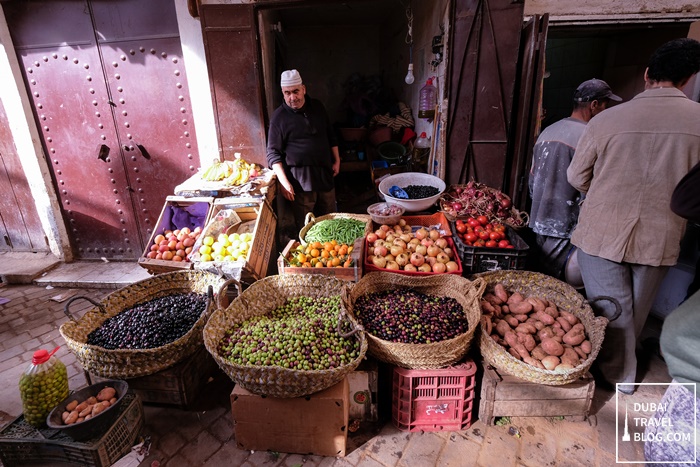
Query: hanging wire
xmin=405 ymin=7 xmax=413 ymax=45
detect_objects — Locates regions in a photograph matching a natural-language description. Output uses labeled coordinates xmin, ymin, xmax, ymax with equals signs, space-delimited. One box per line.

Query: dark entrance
xmin=4 ymin=0 xmax=199 ymax=260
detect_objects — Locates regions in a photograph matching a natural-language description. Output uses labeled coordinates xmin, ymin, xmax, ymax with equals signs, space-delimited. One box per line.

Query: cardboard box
xmin=231 ymin=378 xmax=349 ymax=457
xmin=478 ymin=364 xmax=595 ymax=425
xmin=347 ymin=360 xmax=378 ymax=422
xmin=137 ymin=196 xmax=215 ymax=275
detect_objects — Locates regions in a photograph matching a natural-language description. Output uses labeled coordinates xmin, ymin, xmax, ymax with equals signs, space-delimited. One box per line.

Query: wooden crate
xmin=478 ymin=364 xmax=595 ymax=425
xmin=277 ymin=237 xmax=363 ymax=282
xmin=196 ymin=198 xmax=277 ymax=282
xmin=88 ymin=346 xmax=217 ymax=409
xmin=137 ymin=196 xmax=215 ymax=275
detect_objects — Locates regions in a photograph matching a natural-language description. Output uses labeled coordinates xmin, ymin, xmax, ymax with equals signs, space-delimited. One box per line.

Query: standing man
xmin=567 ymin=38 xmax=700 ymax=394
xmin=528 ymin=79 xmax=621 ymax=282
xmin=267 ymin=69 xmax=341 ymax=232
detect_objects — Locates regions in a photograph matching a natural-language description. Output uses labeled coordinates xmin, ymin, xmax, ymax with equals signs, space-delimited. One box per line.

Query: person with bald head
xmin=267 ymin=69 xmax=341 ymax=232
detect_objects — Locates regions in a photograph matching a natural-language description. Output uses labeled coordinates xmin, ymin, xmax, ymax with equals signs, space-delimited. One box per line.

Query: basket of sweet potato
xmin=474 ymin=270 xmax=615 ymax=385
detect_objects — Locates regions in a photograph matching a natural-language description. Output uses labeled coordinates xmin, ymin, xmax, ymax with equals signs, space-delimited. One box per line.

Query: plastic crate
xmin=364 ymin=235 xmax=463 ymax=276
xmin=392 ymin=359 xmax=477 ymax=432
xmin=0 ymin=393 xmax=143 ymax=467
xmin=372 ymin=212 xmax=452 ymax=237
xmin=451 ymin=222 xmax=529 ymax=274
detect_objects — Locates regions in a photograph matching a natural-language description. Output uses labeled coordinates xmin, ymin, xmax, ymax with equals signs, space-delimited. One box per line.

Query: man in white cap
xmin=267 ymin=69 xmax=341 ymax=231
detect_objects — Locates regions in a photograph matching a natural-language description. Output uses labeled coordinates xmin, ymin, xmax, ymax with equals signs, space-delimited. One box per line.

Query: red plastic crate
xmin=364 ymin=236 xmax=463 ymax=276
xmin=392 ymin=360 xmax=477 ymax=432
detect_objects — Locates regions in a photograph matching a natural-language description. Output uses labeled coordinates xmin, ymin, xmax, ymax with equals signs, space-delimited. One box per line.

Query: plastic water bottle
xmin=418 ymin=78 xmax=437 ymax=119
xmin=412 ymin=132 xmax=431 ymax=173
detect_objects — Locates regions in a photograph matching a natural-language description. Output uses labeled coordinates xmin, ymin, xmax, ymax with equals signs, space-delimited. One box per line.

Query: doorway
xmin=3 ymin=0 xmax=199 ymax=260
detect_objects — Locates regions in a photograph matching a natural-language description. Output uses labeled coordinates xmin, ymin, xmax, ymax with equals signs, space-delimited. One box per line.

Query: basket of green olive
xmin=204 ymin=274 xmax=368 ymax=398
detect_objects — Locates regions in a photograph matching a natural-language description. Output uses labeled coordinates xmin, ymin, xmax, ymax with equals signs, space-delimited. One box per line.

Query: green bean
xmin=304 ymin=218 xmax=366 ymax=245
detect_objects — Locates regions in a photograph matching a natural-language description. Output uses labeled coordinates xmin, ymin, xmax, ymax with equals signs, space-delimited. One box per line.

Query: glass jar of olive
xmin=19 ymin=347 xmax=69 ymax=427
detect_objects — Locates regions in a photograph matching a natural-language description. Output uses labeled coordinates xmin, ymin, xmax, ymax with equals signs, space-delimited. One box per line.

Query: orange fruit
xmin=310 ymin=248 xmax=320 ymax=258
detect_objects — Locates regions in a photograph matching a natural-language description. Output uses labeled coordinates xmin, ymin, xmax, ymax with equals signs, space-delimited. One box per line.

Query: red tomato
xmin=485 ymin=223 xmax=494 ymax=231
xmin=493 ymin=224 xmax=506 ymax=233
xmin=498 ymin=240 xmax=511 ymax=248
xmin=505 ymin=244 xmax=515 ymax=249
xmin=474 ymin=239 xmax=486 ymax=247
xmin=489 ymin=231 xmax=501 ymax=241
xmin=485 ymin=240 xmax=498 ymax=248
xmin=455 ymin=222 xmax=467 ymax=234
xmin=467 ymin=217 xmax=480 ymax=228
xmin=465 ymin=233 xmax=478 ymax=243
xmin=477 ymin=215 xmax=489 ymax=226
xmin=478 ymin=231 xmax=490 ymax=240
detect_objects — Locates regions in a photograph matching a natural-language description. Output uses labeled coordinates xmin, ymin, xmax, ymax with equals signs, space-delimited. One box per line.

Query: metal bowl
xmin=46 ymin=380 xmax=129 ymax=441
xmin=378 ymin=172 xmax=446 ymax=212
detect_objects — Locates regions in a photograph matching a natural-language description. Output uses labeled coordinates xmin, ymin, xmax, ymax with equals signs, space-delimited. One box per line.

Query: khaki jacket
xmin=567 ymin=87 xmax=700 ymax=266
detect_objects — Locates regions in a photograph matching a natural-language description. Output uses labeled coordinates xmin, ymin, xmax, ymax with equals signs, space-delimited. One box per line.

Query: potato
xmin=79 ymin=405 xmax=93 ymax=418
xmin=507 ymin=292 xmax=524 ymax=306
xmin=495 ymin=319 xmax=511 ymax=337
xmin=514 ymin=313 xmax=529 ymax=323
xmin=559 ymin=310 xmax=580 ymax=326
xmin=65 ymin=411 xmax=79 ymax=425
xmin=508 ymin=347 xmax=522 ymax=360
xmin=76 ymin=417 xmax=85 ymax=423
xmin=541 ymin=355 xmax=560 ymax=371
xmin=543 ymin=306 xmax=560 ymax=319
xmin=97 ymin=386 xmax=117 ymax=402
xmin=66 ymin=400 xmax=79 ymax=412
xmin=560 ymin=347 xmax=580 ymax=367
xmin=556 ymin=317 xmax=573 ymax=333
xmin=61 ymin=411 xmax=70 ymax=423
xmin=538 ymin=326 xmax=555 ymax=341
xmin=554 ymin=363 xmax=575 ymax=372
xmin=574 ymin=345 xmax=588 ymax=359
xmin=481 ymin=315 xmax=493 ymax=335
xmin=505 ymin=330 xmax=530 ymax=360
xmin=517 ymin=332 xmax=536 ymax=352
xmin=494 ymin=283 xmax=509 ymax=303
xmin=504 ymin=315 xmax=519 ymax=328
xmin=509 ymin=301 xmax=533 ymax=315
xmin=523 ymin=356 xmax=545 ymax=369
xmin=501 ymin=305 xmax=509 ymax=314
xmin=531 ymin=345 xmax=548 ymax=361
xmin=74 ymin=401 xmax=88 ymax=413
xmin=86 ymin=396 xmax=98 ymax=406
xmin=515 ymin=322 xmax=537 ymax=334
xmin=481 ymin=300 xmax=497 ymax=315
xmin=541 ymin=338 xmax=565 ymax=357
xmin=526 ymin=297 xmax=546 ymax=313
xmin=484 ymin=292 xmax=503 ymax=306
xmin=532 ymin=310 xmax=555 ymax=326
xmin=562 ymin=324 xmax=586 ymax=346
xmin=580 ymin=340 xmax=592 ymax=354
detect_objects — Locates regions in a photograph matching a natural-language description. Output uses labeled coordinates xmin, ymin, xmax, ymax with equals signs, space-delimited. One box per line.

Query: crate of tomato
xmin=451 ymin=216 xmax=529 ymax=274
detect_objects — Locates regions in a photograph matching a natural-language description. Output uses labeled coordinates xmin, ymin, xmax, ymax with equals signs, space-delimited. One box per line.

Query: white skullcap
xmin=280 ymin=69 xmax=303 ymax=87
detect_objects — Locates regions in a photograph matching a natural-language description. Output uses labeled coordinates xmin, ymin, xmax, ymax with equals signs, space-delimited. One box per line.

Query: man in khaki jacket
xmin=567 ymin=38 xmax=700 ymax=395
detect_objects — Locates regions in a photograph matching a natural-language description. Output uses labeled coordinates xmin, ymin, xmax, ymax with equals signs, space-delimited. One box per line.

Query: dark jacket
xmin=266 ymin=97 xmax=338 ymax=192
xmin=671 ymin=160 xmax=700 ymax=223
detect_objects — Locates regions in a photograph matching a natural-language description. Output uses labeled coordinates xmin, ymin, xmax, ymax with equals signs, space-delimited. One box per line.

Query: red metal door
xmin=0 ymin=98 xmax=47 ymax=252
xmin=3 ymin=0 xmax=199 ymax=259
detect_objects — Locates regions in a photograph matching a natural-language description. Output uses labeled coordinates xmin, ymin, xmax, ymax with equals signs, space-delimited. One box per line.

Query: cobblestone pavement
xmin=0 ymin=282 xmax=670 ymax=467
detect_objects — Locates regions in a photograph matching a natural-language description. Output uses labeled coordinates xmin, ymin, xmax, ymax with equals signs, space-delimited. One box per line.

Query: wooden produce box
xmin=478 ymin=364 xmax=595 ymax=425
xmin=277 ymin=237 xmax=364 ymax=282
xmin=192 ymin=198 xmax=277 ymax=282
xmin=88 ymin=346 xmax=217 ymax=409
xmin=231 ymin=377 xmax=349 ymax=457
xmin=137 ymin=195 xmax=215 ymax=275
xmin=348 ymin=359 xmax=379 ymax=422
xmin=0 ymin=393 xmax=143 ymax=467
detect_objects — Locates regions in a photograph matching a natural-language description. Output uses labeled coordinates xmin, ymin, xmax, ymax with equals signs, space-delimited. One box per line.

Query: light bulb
xmin=404 ymin=63 xmax=415 ymax=84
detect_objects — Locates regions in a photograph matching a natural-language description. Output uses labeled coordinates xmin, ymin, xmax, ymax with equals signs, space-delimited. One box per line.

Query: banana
xmin=238 ymin=168 xmax=249 ymax=185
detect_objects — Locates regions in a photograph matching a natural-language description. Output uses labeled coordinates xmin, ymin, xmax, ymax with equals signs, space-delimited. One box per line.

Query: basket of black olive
xmin=203 ymin=274 xmax=368 ymax=398
xmin=342 ymin=272 xmax=486 ymax=369
xmin=59 ymin=270 xmax=229 ymax=379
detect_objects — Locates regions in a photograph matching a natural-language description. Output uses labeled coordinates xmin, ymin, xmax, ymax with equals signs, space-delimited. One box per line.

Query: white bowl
xmin=378 ymin=172 xmax=446 ymax=212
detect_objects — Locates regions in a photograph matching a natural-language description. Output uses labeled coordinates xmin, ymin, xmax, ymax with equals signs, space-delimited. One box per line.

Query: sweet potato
xmin=562 ymin=323 xmax=586 ymax=346
xmin=538 ymin=326 xmax=555 ymax=341
xmin=531 ymin=345 xmax=548 ymax=361
xmin=490 ymin=333 xmax=501 ymax=342
xmin=526 ymin=297 xmax=547 ymax=313
xmin=481 ymin=300 xmax=497 ymax=315
xmin=508 ymin=347 xmax=522 ymax=360
xmin=574 ymin=345 xmax=588 ymax=359
xmin=66 ymin=400 xmax=78 ymax=412
xmin=505 ymin=330 xmax=530 ymax=360
xmin=541 ymin=355 xmax=560 ymax=371
xmin=560 ymin=347 xmax=580 ymax=367
xmin=79 ymin=405 xmax=93 ymax=418
xmin=495 ymin=319 xmax=511 ymax=337
xmin=494 ymin=283 xmax=509 ymax=303
xmin=554 ymin=363 xmax=575 ymax=372
xmin=62 ymin=411 xmax=70 ymax=423
xmin=481 ymin=315 xmax=493 ymax=335
xmin=556 ymin=317 xmax=573 ymax=332
xmin=504 ymin=315 xmax=519 ymax=328
xmin=543 ymin=306 xmax=560 ymax=319
xmin=65 ymin=411 xmax=79 ymax=425
xmin=514 ymin=313 xmax=529 ymax=323
xmin=509 ymin=300 xmax=533 ymax=315
xmin=484 ymin=292 xmax=503 ymax=306
xmin=515 ymin=322 xmax=537 ymax=335
xmin=559 ymin=310 xmax=580 ymax=326
xmin=501 ymin=305 xmax=509 ymax=314
xmin=74 ymin=401 xmax=88 ymax=413
xmin=541 ymin=338 xmax=565 ymax=357
xmin=580 ymin=340 xmax=592 ymax=354
xmin=518 ymin=332 xmax=537 ymax=352
xmin=77 ymin=417 xmax=85 ymax=423
xmin=507 ymin=292 xmax=524 ymax=306
xmin=86 ymin=396 xmax=98 ymax=406
xmin=532 ymin=310 xmax=555 ymax=326
xmin=523 ymin=356 xmax=545 ymax=369
xmin=97 ymin=386 xmax=117 ymax=402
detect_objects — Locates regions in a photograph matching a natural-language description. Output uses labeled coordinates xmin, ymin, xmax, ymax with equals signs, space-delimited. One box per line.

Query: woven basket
xmin=342 ymin=272 xmax=486 ymax=369
xmin=299 ymin=212 xmax=372 ymax=245
xmin=60 ymin=270 xmax=228 ymax=378
xmin=203 ymin=274 xmax=368 ymax=398
xmin=474 ymin=270 xmax=609 ymax=385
